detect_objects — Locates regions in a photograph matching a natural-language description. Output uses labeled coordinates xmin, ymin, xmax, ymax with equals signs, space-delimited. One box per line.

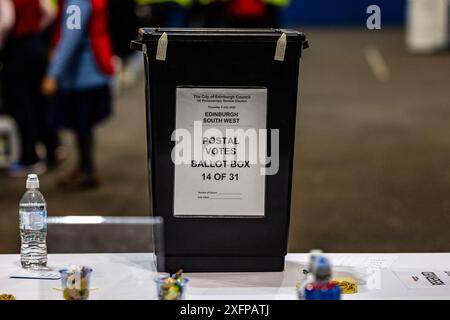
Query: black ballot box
xmin=131 ymin=28 xmax=308 ymax=273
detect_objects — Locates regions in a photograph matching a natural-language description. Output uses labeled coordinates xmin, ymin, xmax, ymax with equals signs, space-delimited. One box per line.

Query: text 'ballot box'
xmin=132 ymin=28 xmax=308 ymax=272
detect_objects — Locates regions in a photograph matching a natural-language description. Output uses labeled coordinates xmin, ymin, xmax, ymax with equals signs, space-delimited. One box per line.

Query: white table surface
xmin=1 ymin=253 xmax=450 ymax=300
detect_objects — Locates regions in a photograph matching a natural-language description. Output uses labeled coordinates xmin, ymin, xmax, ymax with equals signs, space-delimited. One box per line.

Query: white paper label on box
xmin=173 ymin=87 xmax=267 ymax=217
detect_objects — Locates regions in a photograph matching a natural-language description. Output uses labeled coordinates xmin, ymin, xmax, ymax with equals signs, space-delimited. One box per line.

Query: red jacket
xmin=11 ymin=0 xmax=42 ymax=38
xmin=230 ymin=0 xmax=267 ymax=18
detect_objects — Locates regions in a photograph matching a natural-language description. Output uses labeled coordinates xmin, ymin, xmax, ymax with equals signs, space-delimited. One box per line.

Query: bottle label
xmin=20 ymin=208 xmax=47 ymax=230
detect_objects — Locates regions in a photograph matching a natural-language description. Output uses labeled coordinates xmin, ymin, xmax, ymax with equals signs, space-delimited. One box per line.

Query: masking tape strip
xmin=156 ymin=32 xmax=168 ymax=61
xmin=274 ymin=33 xmax=287 ymax=62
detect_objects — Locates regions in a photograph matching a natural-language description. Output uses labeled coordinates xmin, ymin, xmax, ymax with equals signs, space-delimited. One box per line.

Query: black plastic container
xmin=131 ymin=28 xmax=308 ymax=273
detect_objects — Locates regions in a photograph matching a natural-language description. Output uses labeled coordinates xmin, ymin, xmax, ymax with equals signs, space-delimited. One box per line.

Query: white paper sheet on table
xmin=330 ymin=254 xmax=397 ymax=269
xmin=10 ymin=269 xmax=61 ymax=280
xmin=394 ymin=270 xmax=450 ymax=289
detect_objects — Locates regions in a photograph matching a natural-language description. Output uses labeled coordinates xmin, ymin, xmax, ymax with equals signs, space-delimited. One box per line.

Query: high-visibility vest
xmin=195 ymin=0 xmax=290 ymax=8
xmin=134 ymin=0 xmax=289 ymax=9
xmin=261 ymin=0 xmax=290 ymax=7
xmin=135 ymin=0 xmax=193 ymax=8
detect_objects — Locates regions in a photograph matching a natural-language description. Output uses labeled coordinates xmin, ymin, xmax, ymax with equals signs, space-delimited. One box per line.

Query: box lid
xmin=131 ymin=28 xmax=309 ymax=51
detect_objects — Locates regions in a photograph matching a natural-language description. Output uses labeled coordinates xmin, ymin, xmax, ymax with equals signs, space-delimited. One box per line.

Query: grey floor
xmin=1 ymin=28 xmax=450 ymax=254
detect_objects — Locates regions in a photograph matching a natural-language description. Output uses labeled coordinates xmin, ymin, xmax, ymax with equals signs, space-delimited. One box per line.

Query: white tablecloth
xmin=1 ymin=253 xmax=450 ymax=300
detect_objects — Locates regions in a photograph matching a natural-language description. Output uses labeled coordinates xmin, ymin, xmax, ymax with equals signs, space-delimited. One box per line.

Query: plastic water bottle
xmin=19 ymin=174 xmax=47 ymax=269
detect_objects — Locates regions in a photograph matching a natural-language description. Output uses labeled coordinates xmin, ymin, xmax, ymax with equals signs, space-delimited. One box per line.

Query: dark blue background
xmin=282 ymin=0 xmax=406 ymax=26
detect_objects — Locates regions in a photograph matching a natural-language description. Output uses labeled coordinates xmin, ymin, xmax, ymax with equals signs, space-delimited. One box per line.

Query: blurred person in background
xmin=135 ymin=0 xmax=190 ymax=27
xmin=1 ymin=0 xmax=61 ymax=177
xmin=0 ymin=0 xmax=15 ymax=48
xmin=187 ymin=0 xmax=287 ymax=28
xmin=108 ymin=0 xmax=140 ymax=87
xmin=187 ymin=0 xmax=228 ymax=28
xmin=228 ymin=0 xmax=288 ymax=27
xmin=42 ymin=0 xmax=115 ymax=190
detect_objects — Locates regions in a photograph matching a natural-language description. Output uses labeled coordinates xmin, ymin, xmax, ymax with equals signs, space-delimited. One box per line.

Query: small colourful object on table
xmin=332 ymin=277 xmax=358 ymax=294
xmin=154 ymin=269 xmax=189 ymax=300
xmin=59 ymin=265 xmax=93 ymax=300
